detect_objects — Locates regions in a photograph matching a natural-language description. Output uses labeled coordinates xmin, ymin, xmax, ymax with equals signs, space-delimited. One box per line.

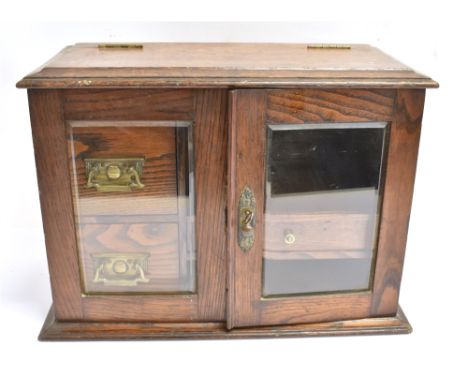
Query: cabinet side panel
xmin=371 ymin=89 xmax=426 ymax=315
xmin=28 ymin=89 xmax=83 ymax=320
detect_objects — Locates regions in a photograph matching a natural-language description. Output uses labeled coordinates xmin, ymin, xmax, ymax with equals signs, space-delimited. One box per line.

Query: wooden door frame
xmin=227 ymin=88 xmax=425 ymax=328
xmin=28 ymin=89 xmax=228 ymax=322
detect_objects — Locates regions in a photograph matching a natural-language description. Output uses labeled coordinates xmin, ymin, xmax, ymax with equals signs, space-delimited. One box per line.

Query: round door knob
xmin=284 ymin=231 xmax=296 ymax=245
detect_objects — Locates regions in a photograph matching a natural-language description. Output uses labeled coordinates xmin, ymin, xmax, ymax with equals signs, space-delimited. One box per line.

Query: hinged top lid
xmin=17 ymin=43 xmax=438 ymax=89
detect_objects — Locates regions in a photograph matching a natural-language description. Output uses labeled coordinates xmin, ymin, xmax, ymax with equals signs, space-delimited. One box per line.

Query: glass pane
xmin=68 ymin=121 xmax=196 ymax=294
xmin=263 ymin=122 xmax=387 ymax=297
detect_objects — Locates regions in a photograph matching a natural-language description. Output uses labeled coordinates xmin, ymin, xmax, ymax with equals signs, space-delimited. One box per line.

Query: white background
xmin=1 ymin=2 xmax=467 ymax=381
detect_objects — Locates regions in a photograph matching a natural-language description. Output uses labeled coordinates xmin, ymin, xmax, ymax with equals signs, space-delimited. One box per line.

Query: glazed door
xmin=227 ymin=89 xmax=424 ymax=328
xmin=30 ymin=89 xmax=227 ymax=322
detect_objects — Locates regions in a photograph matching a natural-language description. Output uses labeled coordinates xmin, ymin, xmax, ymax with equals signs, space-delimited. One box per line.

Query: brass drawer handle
xmin=85 ymin=157 xmax=145 ymax=192
xmin=238 ymin=186 xmax=256 ymax=252
xmin=92 ymin=253 xmax=150 ymax=286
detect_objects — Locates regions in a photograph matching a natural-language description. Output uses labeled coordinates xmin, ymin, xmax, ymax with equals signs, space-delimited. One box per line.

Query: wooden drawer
xmin=67 ymin=121 xmax=188 ymax=216
xmin=264 ymin=213 xmax=377 ymax=259
xmin=78 ymin=223 xmax=195 ymax=293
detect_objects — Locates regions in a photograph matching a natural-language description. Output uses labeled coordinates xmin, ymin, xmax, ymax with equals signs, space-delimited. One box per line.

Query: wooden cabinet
xmin=17 ymin=43 xmax=437 ymax=340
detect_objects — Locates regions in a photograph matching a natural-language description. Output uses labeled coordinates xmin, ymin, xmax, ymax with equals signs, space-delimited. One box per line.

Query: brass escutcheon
xmin=85 ymin=157 xmax=145 ymax=192
xmin=238 ymin=186 xmax=256 ymax=252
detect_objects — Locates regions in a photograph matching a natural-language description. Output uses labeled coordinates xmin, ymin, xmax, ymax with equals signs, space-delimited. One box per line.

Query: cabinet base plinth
xmin=39 ymin=305 xmax=411 ymax=340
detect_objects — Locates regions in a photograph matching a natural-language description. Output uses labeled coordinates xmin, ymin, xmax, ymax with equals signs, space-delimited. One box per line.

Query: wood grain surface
xmin=28 ymin=89 xmax=229 ymax=322
xmin=63 ymin=89 xmax=194 ymax=120
xmin=28 ymin=90 xmax=84 ymax=320
xmin=264 ymin=213 xmax=374 ymax=253
xmin=193 ymin=89 xmax=228 ymax=321
xmin=17 ymin=43 xmax=438 ymax=89
xmin=25 ymin=81 xmax=429 ymax=336
xmin=38 ymin=305 xmax=411 ymax=340
xmin=267 ymin=89 xmax=395 ymax=123
xmin=77 ymin=90 xmax=228 ymax=321
xmin=228 ymin=88 xmax=403 ymax=328
xmin=68 ymin=121 xmax=179 ymax=216
xmin=370 ymin=89 xmax=426 ymax=316
xmin=227 ymin=90 xmax=267 ymax=328
xmin=79 ymin=223 xmax=183 ymax=293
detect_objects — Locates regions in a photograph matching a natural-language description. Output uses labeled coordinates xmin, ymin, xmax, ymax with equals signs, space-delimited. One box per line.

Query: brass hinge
xmin=307 ymin=44 xmax=351 ymax=49
xmin=98 ymin=44 xmax=143 ymax=49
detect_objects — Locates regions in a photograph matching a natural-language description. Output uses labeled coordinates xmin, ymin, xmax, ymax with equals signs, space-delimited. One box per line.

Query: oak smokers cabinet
xmin=17 ymin=43 xmax=438 ymax=340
